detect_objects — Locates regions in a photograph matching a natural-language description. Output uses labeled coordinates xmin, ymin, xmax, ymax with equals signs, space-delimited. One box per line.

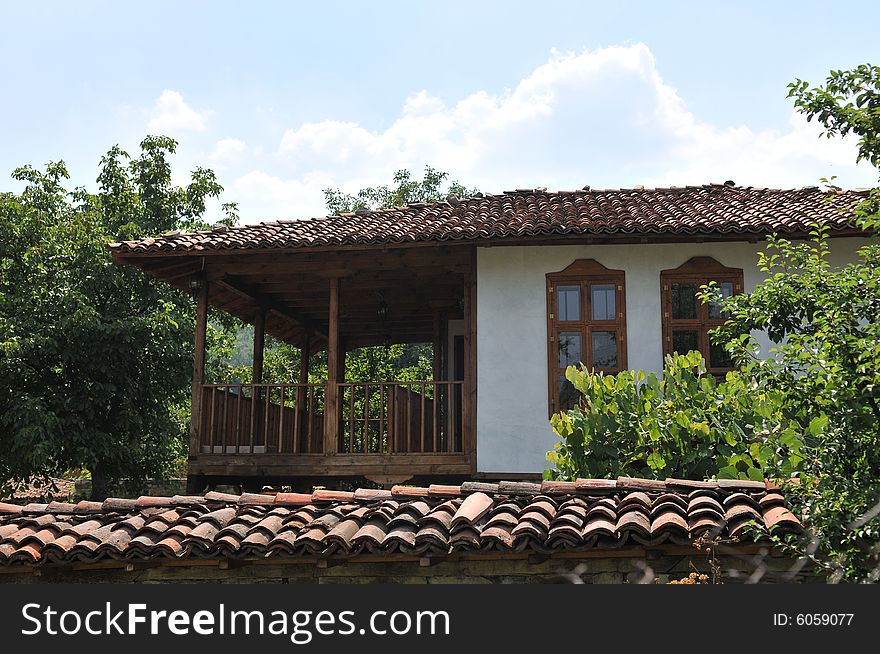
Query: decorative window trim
xmin=546 ymin=259 xmax=627 ymax=416
xmin=660 ymin=256 xmax=744 ymax=374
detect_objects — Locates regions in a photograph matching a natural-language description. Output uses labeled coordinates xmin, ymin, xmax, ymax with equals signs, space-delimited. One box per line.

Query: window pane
xmin=671 ymin=330 xmax=698 ymax=355
xmin=709 ymin=340 xmax=733 ymax=369
xmin=708 ymin=281 xmax=735 ymax=320
xmin=558 ymin=374 xmax=579 ymax=412
xmin=671 ymin=283 xmax=697 ymax=320
xmin=557 ymin=285 xmax=580 ymax=321
xmin=591 ymin=284 xmax=616 ymax=321
xmin=591 ymin=331 xmax=617 ymax=368
xmin=557 ymin=332 xmax=582 ymax=367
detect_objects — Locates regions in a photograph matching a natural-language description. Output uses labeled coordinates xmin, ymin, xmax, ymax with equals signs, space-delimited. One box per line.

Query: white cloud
xmin=231 ymin=44 xmax=876 ymax=222
xmin=210 ymin=137 xmax=247 ymax=163
xmin=148 ymin=90 xmax=209 ymax=133
xmin=231 ymin=170 xmax=335 ymax=220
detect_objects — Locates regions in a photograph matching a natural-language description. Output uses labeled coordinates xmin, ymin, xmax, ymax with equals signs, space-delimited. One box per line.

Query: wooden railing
xmin=338 ymin=381 xmax=464 ymax=454
xmin=198 ymin=384 xmax=325 ymax=454
xmin=196 ymin=380 xmax=464 ymax=457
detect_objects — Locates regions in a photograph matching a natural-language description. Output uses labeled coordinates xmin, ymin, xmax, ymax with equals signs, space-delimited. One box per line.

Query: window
xmin=547 ymin=260 xmax=627 ymax=415
xmin=660 ymin=256 xmax=743 ymax=374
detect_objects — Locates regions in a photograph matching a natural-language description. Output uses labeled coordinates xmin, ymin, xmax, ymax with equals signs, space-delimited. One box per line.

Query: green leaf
xmin=646 ymin=451 xmax=666 ymax=472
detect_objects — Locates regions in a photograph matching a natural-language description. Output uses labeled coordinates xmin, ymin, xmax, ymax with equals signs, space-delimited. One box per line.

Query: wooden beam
xmin=189 ymin=452 xmax=473 ymax=477
xmin=215 ymin=276 xmax=328 ymax=341
xmin=197 ymin=249 xmax=473 ymax=276
xmin=324 ymin=277 xmax=340 ymax=455
xmin=190 ymin=280 xmax=209 ymax=457
xmin=233 ymin=267 xmax=470 ymax=286
xmin=140 ymin=258 xmax=205 ymax=281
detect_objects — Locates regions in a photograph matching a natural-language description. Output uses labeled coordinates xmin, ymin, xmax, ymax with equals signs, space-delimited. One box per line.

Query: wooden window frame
xmin=546 ymin=259 xmax=627 ymax=416
xmin=660 ymin=256 xmax=743 ymax=375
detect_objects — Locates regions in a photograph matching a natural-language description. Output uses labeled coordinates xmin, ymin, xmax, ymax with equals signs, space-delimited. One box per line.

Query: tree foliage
xmin=0 ymin=137 xmax=235 ymax=499
xmin=324 ymin=166 xmax=478 ymax=215
xmin=788 ymin=63 xmax=880 ymax=225
xmin=546 ymin=351 xmax=807 ymax=483
xmin=707 ymin=225 xmax=880 ymax=581
xmin=548 ymin=64 xmax=880 ymax=581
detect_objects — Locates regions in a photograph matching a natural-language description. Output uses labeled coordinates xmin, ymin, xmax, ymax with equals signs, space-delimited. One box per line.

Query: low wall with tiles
xmin=0 ymin=550 xmax=813 ymax=584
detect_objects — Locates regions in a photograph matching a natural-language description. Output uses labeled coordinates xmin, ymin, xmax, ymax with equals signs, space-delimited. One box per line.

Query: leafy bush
xmin=707 ymin=226 xmax=880 ymax=582
xmin=546 ymin=350 xmax=808 ymax=482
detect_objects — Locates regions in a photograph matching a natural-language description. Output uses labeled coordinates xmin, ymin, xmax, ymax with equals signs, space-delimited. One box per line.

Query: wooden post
xmin=252 ymin=307 xmax=266 ymax=384
xmin=190 ymin=279 xmax=209 ymax=457
xmin=336 ymin=337 xmax=347 ymax=452
xmin=323 ymin=277 xmax=340 ymax=455
xmin=251 ymin=307 xmax=266 ymax=449
xmin=432 ymin=309 xmax=443 ymax=382
xmin=298 ymin=335 xmax=311 ymax=386
xmin=296 ymin=334 xmax=310 ymax=453
xmin=462 ymin=250 xmax=477 ymax=468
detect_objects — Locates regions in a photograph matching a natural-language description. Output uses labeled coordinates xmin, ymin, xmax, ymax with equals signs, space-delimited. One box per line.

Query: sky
xmin=1 ymin=0 xmax=878 ymax=224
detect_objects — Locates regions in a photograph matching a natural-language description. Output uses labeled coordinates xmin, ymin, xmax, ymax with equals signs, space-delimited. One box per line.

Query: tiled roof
xmin=108 ymin=184 xmax=867 ymax=254
xmin=0 ymin=478 xmax=800 ymax=568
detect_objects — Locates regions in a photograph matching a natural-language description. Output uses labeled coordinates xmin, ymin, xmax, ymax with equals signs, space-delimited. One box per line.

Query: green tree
xmin=788 ymin=63 xmax=880 ymax=226
xmin=706 ymin=227 xmax=880 ymax=581
xmin=0 ymin=136 xmax=235 ymax=499
xmin=323 ymin=166 xmax=477 ymax=215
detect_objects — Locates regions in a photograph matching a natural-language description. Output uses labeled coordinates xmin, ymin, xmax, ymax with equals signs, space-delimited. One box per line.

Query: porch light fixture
xmin=376 ymin=292 xmax=389 ymax=321
xmin=188 ymin=275 xmax=203 ymax=299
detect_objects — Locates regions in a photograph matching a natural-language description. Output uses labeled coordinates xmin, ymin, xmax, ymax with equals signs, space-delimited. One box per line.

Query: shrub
xmin=546 ymin=350 xmax=807 ymax=482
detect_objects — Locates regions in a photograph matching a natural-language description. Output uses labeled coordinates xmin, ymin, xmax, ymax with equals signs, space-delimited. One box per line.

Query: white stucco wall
xmin=475 ymin=237 xmax=868 ymax=474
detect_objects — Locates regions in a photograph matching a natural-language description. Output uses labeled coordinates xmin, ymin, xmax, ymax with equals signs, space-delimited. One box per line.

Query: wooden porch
xmin=191 ymin=380 xmax=471 ymax=483
xmin=133 ymin=244 xmax=479 ymax=491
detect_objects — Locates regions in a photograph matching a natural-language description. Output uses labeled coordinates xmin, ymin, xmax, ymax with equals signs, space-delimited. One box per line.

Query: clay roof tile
xmin=0 ymin=479 xmax=803 ymax=568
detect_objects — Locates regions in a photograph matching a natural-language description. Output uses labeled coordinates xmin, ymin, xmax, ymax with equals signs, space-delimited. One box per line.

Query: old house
xmin=106 ymin=182 xmax=869 ymax=491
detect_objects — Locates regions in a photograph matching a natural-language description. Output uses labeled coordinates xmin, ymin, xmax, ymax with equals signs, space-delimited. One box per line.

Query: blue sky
xmin=1 ymin=0 xmax=878 ymax=223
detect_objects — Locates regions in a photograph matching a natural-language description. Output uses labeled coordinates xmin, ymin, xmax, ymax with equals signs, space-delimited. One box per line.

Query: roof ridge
xmin=0 ymin=477 xmax=781 ymax=515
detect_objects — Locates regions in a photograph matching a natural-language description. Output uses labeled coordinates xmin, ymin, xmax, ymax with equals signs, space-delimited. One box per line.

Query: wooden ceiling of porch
xmin=116 ymin=245 xmax=475 ymax=350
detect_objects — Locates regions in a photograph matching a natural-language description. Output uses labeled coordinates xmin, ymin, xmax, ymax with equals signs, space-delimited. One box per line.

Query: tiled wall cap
xmin=617 ymin=477 xmax=667 ymax=492
xmin=498 ymin=481 xmax=543 ymax=496
xmin=0 ymin=477 xmax=807 ymax=570
xmin=102 ymin=498 xmax=138 ymax=511
xmin=237 ymin=493 xmax=276 ymax=506
xmin=204 ymin=491 xmax=241 ymax=504
xmin=390 ymin=486 xmax=431 ymax=499
xmin=427 ymin=484 xmax=461 ymax=497
xmin=574 ymin=479 xmax=618 ymax=493
xmin=460 ymin=481 xmax=498 ymax=495
xmin=312 ymin=490 xmax=355 ymax=503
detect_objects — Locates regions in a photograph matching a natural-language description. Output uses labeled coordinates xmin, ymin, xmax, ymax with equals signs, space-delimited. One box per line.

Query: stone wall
xmin=0 ymin=551 xmax=815 ymax=584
